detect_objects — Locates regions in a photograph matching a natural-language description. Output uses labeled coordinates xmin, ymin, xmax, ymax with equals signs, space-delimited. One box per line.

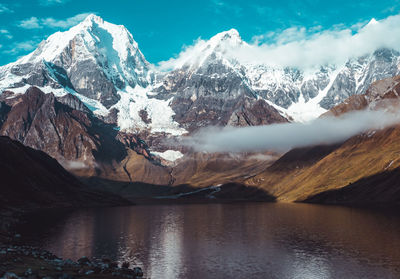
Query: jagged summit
xmin=170 ymin=28 xmax=245 ymax=71
xmin=82 ymin=13 xmax=103 ymax=24
xmin=17 ymin=13 xmax=146 ymax=72
xmin=207 ymin=28 xmax=244 ymax=59
xmin=210 ymin=28 xmax=242 ymax=45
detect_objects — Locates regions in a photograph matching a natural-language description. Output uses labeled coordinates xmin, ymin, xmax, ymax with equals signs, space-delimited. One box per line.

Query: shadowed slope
xmin=0 ymin=136 xmax=129 ymax=210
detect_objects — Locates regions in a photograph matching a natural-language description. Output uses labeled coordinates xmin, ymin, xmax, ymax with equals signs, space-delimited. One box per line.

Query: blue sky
xmin=0 ymin=0 xmax=400 ymax=66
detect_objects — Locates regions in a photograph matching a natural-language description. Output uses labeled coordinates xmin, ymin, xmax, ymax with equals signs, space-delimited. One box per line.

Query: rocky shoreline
xmin=0 ymin=244 xmax=144 ymax=279
xmin=0 ymin=208 xmax=145 ymax=279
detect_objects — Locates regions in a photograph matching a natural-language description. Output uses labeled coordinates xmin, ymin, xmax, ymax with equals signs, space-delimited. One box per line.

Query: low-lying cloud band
xmin=183 ymin=110 xmax=400 ymax=153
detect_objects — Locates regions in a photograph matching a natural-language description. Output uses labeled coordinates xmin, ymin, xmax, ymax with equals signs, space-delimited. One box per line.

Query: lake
xmin=18 ymin=203 xmax=400 ymax=279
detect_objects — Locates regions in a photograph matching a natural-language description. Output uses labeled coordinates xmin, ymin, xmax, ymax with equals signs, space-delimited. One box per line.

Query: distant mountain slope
xmin=246 ymin=75 xmax=400 ymax=204
xmin=0 ymin=136 xmax=129 ymax=210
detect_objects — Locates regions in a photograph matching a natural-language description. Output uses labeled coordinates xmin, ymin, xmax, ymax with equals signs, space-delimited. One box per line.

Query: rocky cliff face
xmin=323 ymin=74 xmax=400 ymax=117
xmin=320 ymin=49 xmax=400 ymax=110
xmin=0 ymin=87 xmax=160 ymax=176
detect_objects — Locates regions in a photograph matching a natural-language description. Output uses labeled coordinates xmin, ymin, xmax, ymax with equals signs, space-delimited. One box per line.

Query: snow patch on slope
xmin=115 ymin=86 xmax=187 ymax=135
xmin=152 ymin=150 xmax=184 ymax=162
xmin=0 ymin=83 xmax=109 ymax=116
xmin=285 ymin=68 xmax=342 ymax=122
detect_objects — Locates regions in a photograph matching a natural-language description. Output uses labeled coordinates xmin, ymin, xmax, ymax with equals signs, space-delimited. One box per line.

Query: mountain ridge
xmin=2 ymin=14 xmax=400 ymax=138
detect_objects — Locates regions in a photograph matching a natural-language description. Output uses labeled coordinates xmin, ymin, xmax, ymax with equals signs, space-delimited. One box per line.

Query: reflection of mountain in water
xmin=18 ymin=203 xmax=400 ymax=279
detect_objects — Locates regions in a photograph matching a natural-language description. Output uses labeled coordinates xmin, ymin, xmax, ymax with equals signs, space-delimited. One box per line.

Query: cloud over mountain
xmin=18 ymin=13 xmax=94 ymax=30
xmin=159 ymin=14 xmax=400 ymax=70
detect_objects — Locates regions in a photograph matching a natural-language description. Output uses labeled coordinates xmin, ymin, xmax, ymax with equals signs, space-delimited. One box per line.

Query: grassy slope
xmin=246 ymin=126 xmax=400 ymax=202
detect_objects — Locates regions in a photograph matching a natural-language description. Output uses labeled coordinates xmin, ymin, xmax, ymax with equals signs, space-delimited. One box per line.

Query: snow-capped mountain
xmin=155 ymin=28 xmax=400 ymax=122
xmin=0 ymin=14 xmax=151 ymax=108
xmin=151 ymin=29 xmax=287 ymax=131
xmin=2 ymin=14 xmax=400 ymax=138
xmin=0 ymin=14 xmax=185 ymax=136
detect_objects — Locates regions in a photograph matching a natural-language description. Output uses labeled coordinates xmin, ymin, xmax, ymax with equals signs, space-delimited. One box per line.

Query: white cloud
xmin=17 ymin=13 xmax=93 ymax=30
xmin=18 ymin=17 xmax=42 ymax=29
xmin=0 ymin=4 xmax=13 ymax=14
xmin=182 ymin=109 xmax=400 ymax=153
xmin=0 ymin=29 xmax=12 ymax=39
xmin=158 ymin=13 xmax=400 ymax=71
xmin=158 ymin=38 xmax=208 ymax=70
xmin=42 ymin=13 xmax=92 ymax=28
xmin=39 ymin=0 xmax=70 ymax=6
xmin=2 ymin=40 xmax=38 ymax=55
xmin=62 ymin=160 xmax=88 ymax=170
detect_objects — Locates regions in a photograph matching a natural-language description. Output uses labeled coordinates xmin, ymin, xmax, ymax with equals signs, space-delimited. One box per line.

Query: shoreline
xmin=0 ymin=206 xmax=145 ymax=279
xmin=0 ymin=244 xmax=144 ymax=279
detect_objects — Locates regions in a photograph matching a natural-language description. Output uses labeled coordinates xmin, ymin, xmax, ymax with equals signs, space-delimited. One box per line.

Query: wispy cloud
xmin=182 ymin=109 xmax=400 ymax=153
xmin=62 ymin=160 xmax=88 ymax=170
xmin=39 ymin=0 xmax=70 ymax=6
xmin=18 ymin=17 xmax=41 ymax=29
xmin=17 ymin=13 xmax=93 ymax=30
xmin=42 ymin=13 xmax=93 ymax=28
xmin=0 ymin=3 xmax=13 ymax=14
xmin=158 ymin=13 xmax=400 ymax=71
xmin=0 ymin=29 xmax=12 ymax=40
xmin=2 ymin=40 xmax=39 ymax=55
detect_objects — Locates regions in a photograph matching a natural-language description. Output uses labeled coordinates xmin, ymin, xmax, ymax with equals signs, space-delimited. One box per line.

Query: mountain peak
xmin=366 ymin=18 xmax=378 ymax=27
xmin=222 ymin=28 xmax=240 ymax=38
xmin=1 ymin=14 xmax=151 ymax=108
xmin=82 ymin=13 xmax=103 ymax=24
xmin=210 ymin=28 xmax=242 ymax=46
xmin=16 ymin=13 xmax=143 ymax=65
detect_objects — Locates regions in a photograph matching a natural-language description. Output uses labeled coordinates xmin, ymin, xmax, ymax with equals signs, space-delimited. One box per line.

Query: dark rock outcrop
xmin=0 ymin=87 xmax=127 ymax=171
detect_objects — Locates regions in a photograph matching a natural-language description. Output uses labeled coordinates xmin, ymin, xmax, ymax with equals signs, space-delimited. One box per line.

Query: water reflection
xmin=20 ymin=203 xmax=400 ymax=279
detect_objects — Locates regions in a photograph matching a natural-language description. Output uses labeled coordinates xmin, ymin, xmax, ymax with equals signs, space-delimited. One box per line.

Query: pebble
xmin=121 ymin=262 xmax=130 ymax=268
xmin=132 ymin=267 xmax=144 ymax=278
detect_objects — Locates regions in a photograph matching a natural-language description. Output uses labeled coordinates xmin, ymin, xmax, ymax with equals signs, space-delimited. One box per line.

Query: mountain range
xmin=1 ymin=14 xmax=400 ymax=205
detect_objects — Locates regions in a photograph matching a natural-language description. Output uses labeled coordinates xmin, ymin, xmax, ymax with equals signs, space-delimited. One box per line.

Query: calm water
xmin=18 ymin=203 xmax=400 ymax=279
